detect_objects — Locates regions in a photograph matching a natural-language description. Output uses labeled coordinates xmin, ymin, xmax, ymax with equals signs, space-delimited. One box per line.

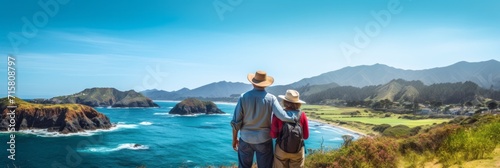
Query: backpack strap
xmin=295 ymin=111 xmax=302 ymax=124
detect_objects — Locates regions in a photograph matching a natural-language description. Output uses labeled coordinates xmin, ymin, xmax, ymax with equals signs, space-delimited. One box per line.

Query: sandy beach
xmin=308 ymin=118 xmax=367 ymax=137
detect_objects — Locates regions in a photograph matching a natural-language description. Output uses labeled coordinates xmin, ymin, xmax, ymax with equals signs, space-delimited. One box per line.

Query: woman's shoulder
xmin=299 ymin=111 xmax=308 ymax=119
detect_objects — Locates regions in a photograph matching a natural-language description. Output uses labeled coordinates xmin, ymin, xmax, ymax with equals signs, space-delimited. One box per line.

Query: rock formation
xmin=1 ymin=98 xmax=112 ymax=134
xmin=169 ymin=98 xmax=225 ymax=115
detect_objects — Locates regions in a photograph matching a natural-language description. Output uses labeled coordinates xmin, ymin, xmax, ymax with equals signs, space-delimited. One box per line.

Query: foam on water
xmin=139 ymin=121 xmax=153 ymax=126
xmin=153 ymin=112 xmax=170 ymax=115
xmin=5 ymin=122 xmax=139 ymax=137
xmin=328 ymin=137 xmax=343 ymax=141
xmin=151 ymin=100 xmax=180 ymax=103
xmin=80 ymin=143 xmax=149 ymax=153
xmin=212 ymin=102 xmax=237 ymax=105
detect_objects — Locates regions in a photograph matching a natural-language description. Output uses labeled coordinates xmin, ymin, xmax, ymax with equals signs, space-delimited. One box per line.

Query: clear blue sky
xmin=0 ymin=0 xmax=499 ymax=98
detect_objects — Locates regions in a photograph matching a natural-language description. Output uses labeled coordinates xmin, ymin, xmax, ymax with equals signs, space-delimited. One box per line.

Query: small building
xmin=419 ymin=108 xmax=433 ymax=115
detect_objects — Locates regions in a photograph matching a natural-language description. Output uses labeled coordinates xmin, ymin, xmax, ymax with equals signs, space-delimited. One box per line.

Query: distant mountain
xmin=142 ymin=60 xmax=500 ymax=101
xmin=50 ymin=88 xmax=158 ymax=107
xmin=304 ymin=79 xmax=500 ymax=104
xmin=142 ymin=81 xmax=253 ymax=100
xmin=142 ymin=80 xmax=340 ymax=100
xmin=290 ymin=60 xmax=500 ymax=90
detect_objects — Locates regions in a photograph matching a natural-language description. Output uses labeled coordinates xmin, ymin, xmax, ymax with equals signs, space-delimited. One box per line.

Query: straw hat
xmin=278 ymin=89 xmax=306 ymax=104
xmin=247 ymin=70 xmax=274 ymax=87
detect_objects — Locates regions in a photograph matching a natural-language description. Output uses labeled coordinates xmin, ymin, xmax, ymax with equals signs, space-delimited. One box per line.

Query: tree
xmin=487 ymin=101 xmax=498 ymax=111
xmin=465 ymin=101 xmax=473 ymax=109
xmin=373 ymin=124 xmax=391 ymax=133
xmin=341 ymin=135 xmax=354 ymax=147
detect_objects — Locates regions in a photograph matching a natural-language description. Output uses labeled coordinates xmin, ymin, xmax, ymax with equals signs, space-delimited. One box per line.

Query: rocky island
xmin=49 ymin=88 xmax=159 ymax=108
xmin=169 ymin=98 xmax=225 ymax=115
xmin=0 ymin=97 xmax=112 ymax=134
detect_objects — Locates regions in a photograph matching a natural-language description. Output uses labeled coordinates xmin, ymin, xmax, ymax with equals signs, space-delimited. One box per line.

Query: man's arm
xmin=271 ymin=96 xmax=295 ymax=122
xmin=231 ymin=97 xmax=244 ymax=131
xmin=231 ymin=97 xmax=243 ymax=152
xmin=232 ymin=128 xmax=239 ymax=151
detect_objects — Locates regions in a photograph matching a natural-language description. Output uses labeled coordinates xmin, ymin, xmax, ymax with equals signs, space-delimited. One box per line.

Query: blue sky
xmin=1 ymin=0 xmax=499 ymax=98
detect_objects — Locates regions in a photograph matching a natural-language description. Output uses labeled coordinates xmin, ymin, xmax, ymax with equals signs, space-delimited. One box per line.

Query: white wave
xmin=8 ymin=122 xmax=139 ymax=137
xmin=328 ymin=137 xmax=343 ymax=141
xmin=153 ymin=112 xmax=229 ymax=117
xmin=314 ymin=130 xmax=321 ymax=133
xmin=152 ymin=100 xmax=180 ymax=103
xmin=139 ymin=122 xmax=153 ymax=126
xmin=209 ymin=113 xmax=230 ymax=116
xmin=81 ymin=143 xmax=149 ymax=153
xmin=1 ymin=122 xmax=140 ymax=138
xmin=113 ymin=123 xmax=138 ymax=129
xmin=179 ymin=114 xmax=202 ymax=117
xmin=103 ymin=106 xmax=159 ymax=109
xmin=213 ymin=101 xmax=237 ymax=105
xmin=16 ymin=129 xmax=95 ymax=137
xmin=153 ymin=113 xmax=170 ymax=115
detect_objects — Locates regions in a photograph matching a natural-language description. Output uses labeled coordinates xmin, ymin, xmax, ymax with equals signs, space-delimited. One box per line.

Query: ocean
xmin=1 ymin=101 xmax=359 ymax=167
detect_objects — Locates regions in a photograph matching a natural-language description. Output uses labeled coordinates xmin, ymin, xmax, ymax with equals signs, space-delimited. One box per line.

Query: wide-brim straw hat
xmin=247 ymin=70 xmax=274 ymax=87
xmin=278 ymin=89 xmax=306 ymax=104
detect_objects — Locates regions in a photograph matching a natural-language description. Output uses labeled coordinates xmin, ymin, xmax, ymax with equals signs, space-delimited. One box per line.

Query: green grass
xmin=302 ymin=105 xmax=451 ymax=129
xmin=306 ymin=114 xmax=500 ymax=168
xmin=322 ymin=117 xmax=450 ymax=128
xmin=303 ymin=105 xmax=367 ymax=115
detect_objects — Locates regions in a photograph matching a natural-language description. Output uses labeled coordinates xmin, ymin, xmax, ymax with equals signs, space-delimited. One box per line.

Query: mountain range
xmin=301 ymin=79 xmax=500 ymax=105
xmin=142 ymin=60 xmax=500 ymax=100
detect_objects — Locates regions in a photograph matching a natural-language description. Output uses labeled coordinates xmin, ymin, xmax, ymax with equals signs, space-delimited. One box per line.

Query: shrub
xmin=306 ymin=137 xmax=399 ymax=168
xmin=400 ymin=124 xmax=461 ymax=155
xmin=409 ymin=126 xmax=422 ymax=136
xmin=382 ymin=125 xmax=411 ymax=137
xmin=438 ymin=121 xmax=500 ymax=167
xmin=372 ymin=124 xmax=391 ymax=133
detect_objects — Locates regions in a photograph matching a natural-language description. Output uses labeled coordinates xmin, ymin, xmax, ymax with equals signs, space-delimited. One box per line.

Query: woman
xmin=271 ymin=89 xmax=309 ymax=168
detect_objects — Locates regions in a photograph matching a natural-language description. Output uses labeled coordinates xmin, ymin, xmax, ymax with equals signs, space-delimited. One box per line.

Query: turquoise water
xmin=1 ymin=101 xmax=358 ymax=167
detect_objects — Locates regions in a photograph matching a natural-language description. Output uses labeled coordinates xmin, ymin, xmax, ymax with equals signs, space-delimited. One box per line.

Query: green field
xmin=320 ymin=117 xmax=450 ymax=127
xmin=302 ymin=105 xmax=452 ymax=132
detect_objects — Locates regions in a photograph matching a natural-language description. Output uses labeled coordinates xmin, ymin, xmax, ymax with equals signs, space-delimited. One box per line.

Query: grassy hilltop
xmin=305 ymin=114 xmax=500 ymax=168
xmin=49 ymin=87 xmax=158 ymax=107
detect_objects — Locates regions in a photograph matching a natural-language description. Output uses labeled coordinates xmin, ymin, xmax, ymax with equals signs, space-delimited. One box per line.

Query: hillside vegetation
xmin=304 ymin=79 xmax=500 ymax=105
xmin=305 ymin=114 xmax=500 ymax=168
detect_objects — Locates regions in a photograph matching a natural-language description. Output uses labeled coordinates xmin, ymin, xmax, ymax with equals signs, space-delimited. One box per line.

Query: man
xmin=231 ymin=70 xmax=296 ymax=168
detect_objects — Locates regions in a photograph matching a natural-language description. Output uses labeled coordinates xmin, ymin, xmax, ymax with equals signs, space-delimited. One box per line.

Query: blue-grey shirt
xmin=231 ymin=88 xmax=295 ymax=144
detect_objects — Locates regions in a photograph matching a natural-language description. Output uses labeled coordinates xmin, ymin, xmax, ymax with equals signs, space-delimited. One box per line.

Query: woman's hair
xmin=283 ymin=100 xmax=301 ymax=110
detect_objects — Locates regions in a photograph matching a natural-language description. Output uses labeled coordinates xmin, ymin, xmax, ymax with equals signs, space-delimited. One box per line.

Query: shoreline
xmin=308 ymin=118 xmax=367 ymax=137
